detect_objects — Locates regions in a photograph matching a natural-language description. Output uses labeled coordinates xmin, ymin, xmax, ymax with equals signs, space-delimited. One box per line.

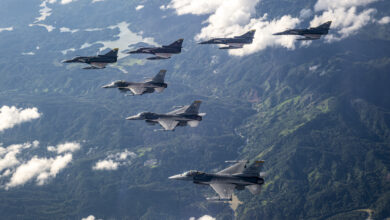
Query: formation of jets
xmin=61 ymin=20 xmax=332 ymax=201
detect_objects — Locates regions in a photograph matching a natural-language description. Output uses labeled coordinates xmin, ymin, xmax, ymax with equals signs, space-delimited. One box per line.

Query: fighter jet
xmin=127 ymin=39 xmax=183 ymax=60
xmin=169 ymin=160 xmax=265 ymax=201
xmin=102 ymin=70 xmax=168 ymax=96
xmin=126 ymin=100 xmax=205 ymax=131
xmin=62 ymin=48 xmax=118 ymax=69
xmin=198 ymin=30 xmax=256 ymax=49
xmin=273 ymin=21 xmax=332 ymax=40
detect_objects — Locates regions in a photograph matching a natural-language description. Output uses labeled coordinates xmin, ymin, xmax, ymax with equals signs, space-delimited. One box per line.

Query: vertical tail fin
xmin=239 ymin=29 xmax=256 ymax=38
xmin=243 ymin=160 xmax=264 ymax=177
xmin=167 ymin=39 xmax=184 ymax=48
xmin=316 ymin=21 xmax=332 ymax=30
xmin=151 ymin=70 xmax=167 ymax=83
xmin=104 ymin=48 xmax=119 ymax=57
xmin=184 ymin=100 xmax=202 ymax=114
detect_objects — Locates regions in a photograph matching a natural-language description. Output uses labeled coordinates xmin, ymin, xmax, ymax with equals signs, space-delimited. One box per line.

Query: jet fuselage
xmin=200 ymin=37 xmax=253 ymax=45
xmin=103 ymin=81 xmax=167 ymax=89
xmin=63 ymin=55 xmax=117 ymax=64
xmin=129 ymin=46 xmax=181 ymax=55
xmin=170 ymin=172 xmax=264 ymax=187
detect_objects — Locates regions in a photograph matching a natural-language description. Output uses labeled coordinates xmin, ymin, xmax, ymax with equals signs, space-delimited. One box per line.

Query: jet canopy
xmin=183 ymin=170 xmax=204 ymax=176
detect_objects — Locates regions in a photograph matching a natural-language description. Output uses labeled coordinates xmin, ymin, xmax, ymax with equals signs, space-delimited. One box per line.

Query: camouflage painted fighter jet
xmin=127 ymin=39 xmax=183 ymax=60
xmin=199 ymin=30 xmax=256 ymax=49
xmin=273 ymin=21 xmax=332 ymax=40
xmin=62 ymin=48 xmax=118 ymax=69
xmin=169 ymin=160 xmax=265 ymax=201
xmin=126 ymin=100 xmax=205 ymax=131
xmin=102 ymin=70 xmax=168 ymax=96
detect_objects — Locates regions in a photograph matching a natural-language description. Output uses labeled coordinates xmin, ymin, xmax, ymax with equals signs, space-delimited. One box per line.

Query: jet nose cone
xmin=126 ymin=115 xmax=139 ymax=120
xmin=101 ymin=83 xmax=115 ymax=88
xmin=168 ymin=174 xmax=183 ymax=180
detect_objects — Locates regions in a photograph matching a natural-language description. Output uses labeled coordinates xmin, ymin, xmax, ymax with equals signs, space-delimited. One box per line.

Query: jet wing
xmin=210 ymin=183 xmax=235 ymax=200
xmin=226 ymin=43 xmax=244 ymax=48
xmin=157 ymin=119 xmax=179 ymax=131
xmin=129 ymin=87 xmax=147 ymax=95
xmin=90 ymin=62 xmax=108 ymax=69
xmin=217 ymin=161 xmax=247 ymax=175
xmin=298 ymin=34 xmax=321 ymax=40
xmin=246 ymin=185 xmax=262 ymax=195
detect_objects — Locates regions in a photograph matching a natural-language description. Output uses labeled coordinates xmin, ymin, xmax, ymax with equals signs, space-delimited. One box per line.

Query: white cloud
xmin=93 ymin=159 xmax=118 ymax=170
xmin=93 ymin=149 xmax=136 ymax=171
xmin=92 ymin=0 xmax=105 ymax=3
xmin=299 ymin=9 xmax=312 ymax=19
xmin=82 ymin=215 xmax=102 ymax=220
xmin=84 ymin=28 xmax=104 ymax=32
xmin=35 ymin=1 xmax=54 ymax=23
xmin=61 ymin=48 xmax=76 ymax=55
xmin=311 ymin=0 xmax=378 ymax=42
xmin=6 ymin=154 xmax=72 ymax=188
xmin=0 ymin=142 xmax=33 ymax=172
xmin=189 ymin=215 xmax=216 ymax=220
xmin=61 ymin=0 xmax=77 ymax=4
xmin=311 ymin=7 xmax=376 ymax=42
xmin=135 ymin=5 xmax=144 ymax=11
xmin=378 ymin=16 xmax=390 ymax=24
xmin=29 ymin=23 xmax=56 ymax=32
xmin=60 ymin=27 xmax=79 ymax=33
xmin=164 ymin=0 xmax=300 ymax=56
xmin=0 ymin=27 xmax=13 ymax=33
xmin=22 ymin=52 xmax=35 ymax=56
xmin=309 ymin=65 xmax=320 ymax=72
xmin=0 ymin=106 xmax=41 ymax=132
xmin=314 ymin=0 xmax=378 ymax=11
xmin=0 ymin=141 xmax=81 ymax=189
xmin=47 ymin=142 xmax=81 ymax=154
xmin=165 ymin=0 xmax=225 ymax=15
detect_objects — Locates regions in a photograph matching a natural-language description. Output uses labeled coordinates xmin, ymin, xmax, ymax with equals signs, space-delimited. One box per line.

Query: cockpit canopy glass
xmin=184 ymin=170 xmax=204 ymax=176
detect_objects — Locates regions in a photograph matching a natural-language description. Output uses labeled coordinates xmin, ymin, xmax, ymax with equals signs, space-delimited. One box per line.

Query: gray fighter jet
xmin=62 ymin=48 xmax=118 ymax=69
xmin=169 ymin=160 xmax=265 ymax=201
xmin=102 ymin=70 xmax=167 ymax=96
xmin=127 ymin=39 xmax=183 ymax=60
xmin=126 ymin=100 xmax=205 ymax=131
xmin=199 ymin=30 xmax=256 ymax=49
xmin=273 ymin=21 xmax=332 ymax=40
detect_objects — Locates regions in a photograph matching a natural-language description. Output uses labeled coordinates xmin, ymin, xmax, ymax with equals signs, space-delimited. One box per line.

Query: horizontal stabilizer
xmin=187 ymin=120 xmax=200 ymax=127
xmin=219 ymin=46 xmax=242 ymax=50
xmin=297 ymin=37 xmax=320 ymax=41
xmin=83 ymin=66 xmax=104 ymax=69
xmin=206 ymin=196 xmax=232 ymax=202
xmin=247 ymin=185 xmax=262 ymax=195
xmin=154 ymin=87 xmax=165 ymax=93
